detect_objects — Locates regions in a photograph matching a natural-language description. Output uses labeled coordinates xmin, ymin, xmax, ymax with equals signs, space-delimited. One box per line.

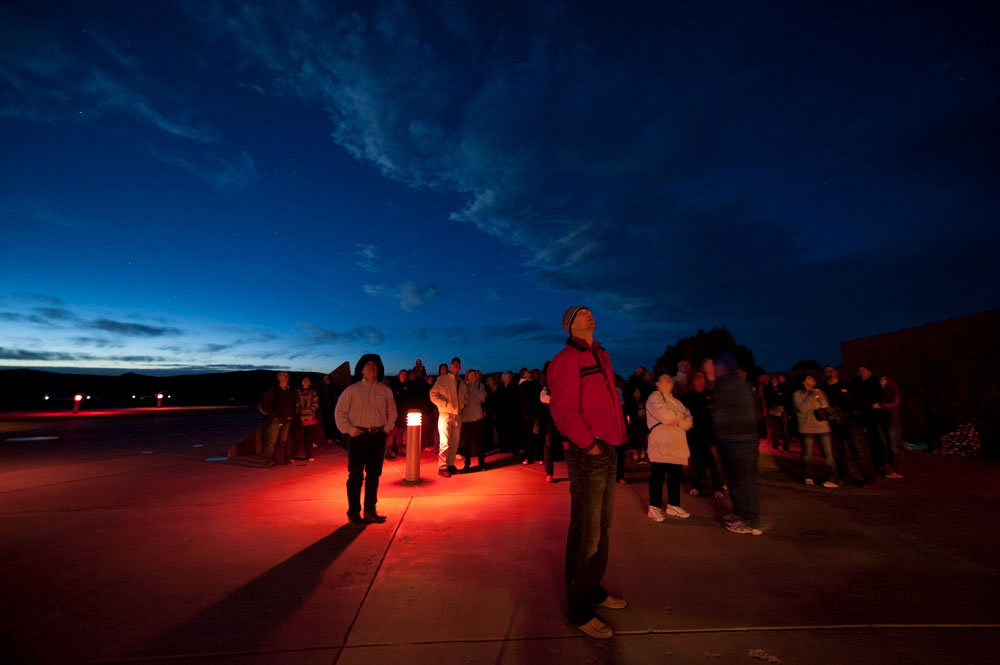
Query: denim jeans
xmin=718 ymin=440 xmax=760 ymax=528
xmin=264 ymin=419 xmax=291 ymax=462
xmin=801 ymin=432 xmax=836 ymax=483
xmin=437 ymin=414 xmax=462 ymax=469
xmin=564 ymin=440 xmax=617 ymax=626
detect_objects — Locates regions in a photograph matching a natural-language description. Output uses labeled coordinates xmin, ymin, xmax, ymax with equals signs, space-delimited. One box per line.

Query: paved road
xmin=1 ymin=412 xmax=998 ymax=664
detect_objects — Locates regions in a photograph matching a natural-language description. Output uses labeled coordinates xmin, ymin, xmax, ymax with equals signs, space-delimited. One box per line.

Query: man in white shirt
xmin=430 ymin=356 xmax=468 ymax=477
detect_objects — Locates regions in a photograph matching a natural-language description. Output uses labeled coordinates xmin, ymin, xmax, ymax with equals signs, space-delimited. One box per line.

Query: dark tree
xmin=653 ymin=327 xmax=764 ymax=378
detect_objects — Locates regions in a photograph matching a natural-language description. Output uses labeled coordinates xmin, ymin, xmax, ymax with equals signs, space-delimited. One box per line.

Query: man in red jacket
xmin=548 ymin=306 xmax=628 ymax=640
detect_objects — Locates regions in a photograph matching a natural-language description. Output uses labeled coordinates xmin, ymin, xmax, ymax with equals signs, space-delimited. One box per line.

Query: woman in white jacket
xmin=646 ymin=372 xmax=694 ymax=521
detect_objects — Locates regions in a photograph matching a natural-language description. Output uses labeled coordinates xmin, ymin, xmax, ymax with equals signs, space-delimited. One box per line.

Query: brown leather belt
xmin=358 ymin=426 xmax=385 ymax=435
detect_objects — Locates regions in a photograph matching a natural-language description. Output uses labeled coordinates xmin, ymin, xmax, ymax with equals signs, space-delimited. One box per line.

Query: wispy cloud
xmin=364 ymin=282 xmax=440 ymax=312
xmin=86 ymin=319 xmax=182 ymax=337
xmin=355 ymin=243 xmax=384 ymax=273
xmin=299 ymin=322 xmax=385 ymax=345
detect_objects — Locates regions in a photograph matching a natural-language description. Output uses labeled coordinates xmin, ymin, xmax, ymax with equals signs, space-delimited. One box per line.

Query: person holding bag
xmin=645 ymin=372 xmax=694 ymax=521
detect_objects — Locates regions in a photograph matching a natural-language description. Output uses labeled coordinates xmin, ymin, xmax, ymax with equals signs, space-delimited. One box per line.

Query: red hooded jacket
xmin=548 ymin=337 xmax=627 ymax=449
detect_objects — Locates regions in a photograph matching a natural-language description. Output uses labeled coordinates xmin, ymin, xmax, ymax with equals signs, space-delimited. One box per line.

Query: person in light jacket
xmin=793 ymin=374 xmax=838 ymax=487
xmin=430 ymin=357 xmax=468 ymax=477
xmin=645 ymin=372 xmax=694 ymax=521
xmin=459 ymin=369 xmax=488 ymax=472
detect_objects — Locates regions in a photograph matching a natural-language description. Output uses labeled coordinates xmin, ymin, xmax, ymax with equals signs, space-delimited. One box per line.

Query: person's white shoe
xmin=647 ymin=506 xmax=666 ymax=522
xmin=688 ymin=488 xmax=700 ymax=497
xmin=574 ymin=616 xmax=614 ymax=640
xmin=804 ymin=478 xmax=815 ymax=485
xmin=822 ymin=480 xmax=839 ymax=488
xmin=665 ymin=504 xmax=690 ymax=519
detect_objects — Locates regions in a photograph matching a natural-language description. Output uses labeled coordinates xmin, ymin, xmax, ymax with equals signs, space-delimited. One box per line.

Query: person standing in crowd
xmin=408 ymin=364 xmax=434 ymax=450
xmin=673 ymin=360 xmax=691 ymax=397
xmin=497 ymin=371 xmax=521 ymax=454
xmin=460 ymin=369 xmax=489 ymax=472
xmin=822 ymin=366 xmax=879 ymax=485
xmin=854 ymin=366 xmax=884 ymax=469
xmin=681 ymin=371 xmax=725 ymax=498
xmin=874 ymin=376 xmax=904 ymax=478
xmin=387 ymin=369 xmax=412 ymax=460
xmin=259 ymin=371 xmax=296 ymax=466
xmin=794 ymin=374 xmax=838 ymax=488
xmin=549 ymin=306 xmax=628 ymax=640
xmin=519 ymin=368 xmax=543 ymax=464
xmin=711 ymin=353 xmax=764 ymax=535
xmin=645 ymin=372 xmax=693 ymax=522
xmin=295 ymin=375 xmax=320 ymax=462
xmin=763 ymin=375 xmax=787 ymax=451
xmin=431 ymin=357 xmax=467 ymax=477
xmin=483 ymin=374 xmax=500 ymax=454
xmin=335 ymin=354 xmax=396 ymax=527
xmin=539 ymin=361 xmax=559 ymax=483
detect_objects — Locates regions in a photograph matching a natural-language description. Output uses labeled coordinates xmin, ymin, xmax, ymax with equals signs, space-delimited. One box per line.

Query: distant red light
xmin=156 ymin=393 xmax=164 ymax=400
xmin=74 ymin=394 xmax=84 ymax=402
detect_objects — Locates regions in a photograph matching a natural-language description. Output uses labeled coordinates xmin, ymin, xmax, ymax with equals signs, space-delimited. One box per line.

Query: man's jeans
xmin=801 ymin=432 xmax=836 ymax=483
xmin=719 ymin=440 xmax=761 ymax=528
xmin=347 ymin=432 xmax=386 ymax=518
xmin=438 ymin=413 xmax=462 ymax=469
xmin=264 ymin=420 xmax=291 ymax=462
xmin=565 ymin=440 xmax=617 ymax=626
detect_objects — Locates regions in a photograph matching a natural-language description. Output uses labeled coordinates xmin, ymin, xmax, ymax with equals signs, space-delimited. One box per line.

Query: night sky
xmin=2 ymin=1 xmax=997 ymax=376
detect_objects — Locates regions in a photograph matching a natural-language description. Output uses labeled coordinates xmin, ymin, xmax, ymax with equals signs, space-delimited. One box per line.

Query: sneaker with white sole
xmin=647 ymin=505 xmax=666 ymax=522
xmin=688 ymin=488 xmax=700 ymax=497
xmin=596 ymin=594 xmax=628 ymax=609
xmin=665 ymin=504 xmax=690 ymax=519
xmin=725 ymin=520 xmax=754 ymax=534
xmin=804 ymin=478 xmax=815 ymax=485
xmin=822 ymin=480 xmax=839 ymax=488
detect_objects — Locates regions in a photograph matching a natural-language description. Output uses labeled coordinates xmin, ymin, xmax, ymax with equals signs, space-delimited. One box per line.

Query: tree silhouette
xmin=653 ymin=327 xmax=764 ymax=378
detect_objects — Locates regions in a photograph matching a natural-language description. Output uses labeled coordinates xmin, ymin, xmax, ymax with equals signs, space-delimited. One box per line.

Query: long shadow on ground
xmin=138 ymin=524 xmax=363 ymax=659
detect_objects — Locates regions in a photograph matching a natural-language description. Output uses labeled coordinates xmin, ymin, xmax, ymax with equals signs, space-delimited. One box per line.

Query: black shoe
xmin=364 ymin=511 xmax=387 ymax=523
xmin=447 ymin=465 xmax=460 ymax=475
xmin=438 ymin=468 xmax=451 ymax=478
xmin=347 ymin=514 xmax=366 ymax=527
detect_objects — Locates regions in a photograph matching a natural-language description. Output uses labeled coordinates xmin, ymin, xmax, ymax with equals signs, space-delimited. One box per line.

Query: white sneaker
xmin=647 ymin=506 xmax=666 ymax=522
xmin=822 ymin=480 xmax=839 ymax=488
xmin=804 ymin=478 xmax=815 ymax=486
xmin=688 ymin=488 xmax=700 ymax=497
xmin=665 ymin=505 xmax=690 ymax=519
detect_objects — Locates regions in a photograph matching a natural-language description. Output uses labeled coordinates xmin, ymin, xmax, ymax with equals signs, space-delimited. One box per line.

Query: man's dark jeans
xmin=564 ymin=440 xmax=617 ymax=626
xmin=346 ymin=432 xmax=386 ymax=518
xmin=718 ymin=440 xmax=760 ymax=528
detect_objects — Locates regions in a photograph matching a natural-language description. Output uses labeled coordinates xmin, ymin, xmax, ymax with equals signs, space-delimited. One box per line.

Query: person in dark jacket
xmin=259 ymin=371 xmax=297 ymax=466
xmin=549 ymin=306 xmax=628 ymax=640
xmin=496 ymin=371 xmax=521 ymax=454
xmin=854 ymin=366 xmax=884 ymax=469
xmin=681 ymin=371 xmax=725 ymax=498
xmin=874 ymin=376 xmax=903 ymax=478
xmin=518 ymin=368 xmax=543 ymax=463
xmin=711 ymin=353 xmax=764 ymax=535
xmin=388 ymin=370 xmax=412 ymax=460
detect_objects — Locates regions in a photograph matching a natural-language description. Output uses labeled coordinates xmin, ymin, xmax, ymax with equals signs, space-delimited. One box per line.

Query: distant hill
xmin=0 ymin=368 xmax=330 ymax=412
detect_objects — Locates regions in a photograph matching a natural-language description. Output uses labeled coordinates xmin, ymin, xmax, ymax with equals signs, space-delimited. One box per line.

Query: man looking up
xmin=431 ymin=356 xmax=467 ymax=477
xmin=335 ymin=354 xmax=397 ymax=526
xmin=548 ymin=306 xmax=628 ymax=640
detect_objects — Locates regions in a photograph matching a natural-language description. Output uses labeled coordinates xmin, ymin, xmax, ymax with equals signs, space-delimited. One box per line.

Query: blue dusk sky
xmin=1 ymin=1 xmax=997 ymax=376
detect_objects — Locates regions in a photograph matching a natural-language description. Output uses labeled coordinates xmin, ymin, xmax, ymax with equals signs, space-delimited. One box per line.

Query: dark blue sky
xmin=1 ymin=0 xmax=997 ymax=375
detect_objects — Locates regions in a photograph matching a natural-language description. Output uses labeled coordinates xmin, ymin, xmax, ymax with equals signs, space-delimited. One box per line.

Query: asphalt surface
xmin=1 ymin=412 xmax=998 ymax=664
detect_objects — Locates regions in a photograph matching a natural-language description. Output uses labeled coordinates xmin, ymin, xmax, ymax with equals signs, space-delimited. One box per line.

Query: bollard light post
xmin=73 ymin=393 xmax=83 ymax=414
xmin=402 ymin=410 xmax=423 ymax=484
xmin=156 ymin=392 xmax=164 ymax=408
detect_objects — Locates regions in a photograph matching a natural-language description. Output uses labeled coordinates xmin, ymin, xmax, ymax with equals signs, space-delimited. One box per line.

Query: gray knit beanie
xmin=561 ymin=305 xmax=588 ymax=335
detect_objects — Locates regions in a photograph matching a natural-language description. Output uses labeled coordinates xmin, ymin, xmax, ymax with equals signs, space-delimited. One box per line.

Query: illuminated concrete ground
xmin=1 ymin=412 xmax=998 ymax=664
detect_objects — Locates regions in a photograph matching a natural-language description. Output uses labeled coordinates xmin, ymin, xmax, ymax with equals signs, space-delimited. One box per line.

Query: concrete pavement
xmin=1 ymin=413 xmax=998 ymax=664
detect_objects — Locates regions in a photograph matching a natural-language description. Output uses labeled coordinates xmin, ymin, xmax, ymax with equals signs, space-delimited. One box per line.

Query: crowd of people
xmin=253 ymin=304 xmax=909 ymax=640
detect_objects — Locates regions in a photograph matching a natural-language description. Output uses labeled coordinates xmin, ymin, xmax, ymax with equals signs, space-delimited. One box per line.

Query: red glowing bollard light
xmin=402 ymin=410 xmax=422 ymax=484
xmin=73 ymin=393 xmax=83 ymax=414
xmin=156 ymin=393 xmax=164 ymax=408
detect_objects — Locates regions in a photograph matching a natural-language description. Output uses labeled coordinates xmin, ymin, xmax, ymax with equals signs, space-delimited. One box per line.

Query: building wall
xmin=840 ymin=309 xmax=1000 ymax=457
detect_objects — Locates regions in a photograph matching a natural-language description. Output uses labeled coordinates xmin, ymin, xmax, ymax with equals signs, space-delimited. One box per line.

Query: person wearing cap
xmin=548 ymin=306 xmax=628 ymax=640
xmin=430 ymin=356 xmax=468 ymax=477
xmin=335 ymin=354 xmax=397 ymax=526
